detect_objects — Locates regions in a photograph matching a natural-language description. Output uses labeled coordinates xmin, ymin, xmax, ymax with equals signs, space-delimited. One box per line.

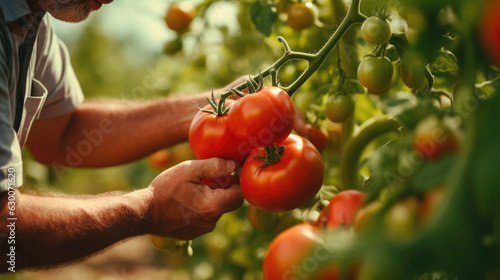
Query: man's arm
xmin=0 ymin=158 xmax=243 ymax=270
xmin=26 ymin=81 xmax=242 ymax=168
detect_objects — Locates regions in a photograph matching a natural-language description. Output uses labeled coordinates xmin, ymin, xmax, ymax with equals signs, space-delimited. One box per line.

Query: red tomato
xmin=188 ymin=100 xmax=253 ymax=166
xmin=228 ymin=87 xmax=296 ymax=147
xmin=479 ymin=0 xmax=500 ymax=66
xmin=307 ymin=124 xmax=329 ymax=153
xmin=413 ymin=116 xmax=459 ymax=160
xmin=165 ymin=2 xmax=195 ymax=32
xmin=201 ymin=175 xmax=236 ymax=189
xmin=263 ymin=223 xmax=340 ymax=280
xmin=148 ymin=149 xmax=172 ymax=170
xmin=318 ymin=190 xmax=365 ymax=229
xmin=240 ymin=134 xmax=324 ymax=212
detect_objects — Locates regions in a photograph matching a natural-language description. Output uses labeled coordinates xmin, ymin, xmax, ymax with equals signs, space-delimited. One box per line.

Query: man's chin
xmin=48 ymin=10 xmax=90 ymax=23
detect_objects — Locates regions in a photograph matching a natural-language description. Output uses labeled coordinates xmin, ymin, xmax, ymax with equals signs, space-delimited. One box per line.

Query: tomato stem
xmin=217 ymin=0 xmax=366 ymax=101
xmin=340 ymin=115 xmax=403 ymax=190
xmin=250 ymin=145 xmax=286 ymax=174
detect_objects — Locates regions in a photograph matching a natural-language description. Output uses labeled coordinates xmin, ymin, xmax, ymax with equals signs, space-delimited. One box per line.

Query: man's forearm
xmin=0 ymin=189 xmax=151 ymax=270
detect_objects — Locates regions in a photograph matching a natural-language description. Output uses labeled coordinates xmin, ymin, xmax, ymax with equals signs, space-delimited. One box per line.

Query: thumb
xmin=189 ymin=158 xmax=237 ymax=182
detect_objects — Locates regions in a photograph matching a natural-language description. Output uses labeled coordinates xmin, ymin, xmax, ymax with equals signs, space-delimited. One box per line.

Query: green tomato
xmin=357 ymin=56 xmax=394 ymax=94
xmin=361 ymin=16 xmax=392 ymax=45
xmin=400 ymin=54 xmax=428 ymax=90
xmin=325 ymin=94 xmax=355 ymax=123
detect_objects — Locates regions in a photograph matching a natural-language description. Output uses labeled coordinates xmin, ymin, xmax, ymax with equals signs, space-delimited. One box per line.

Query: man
xmin=0 ymin=0 xmax=308 ymax=271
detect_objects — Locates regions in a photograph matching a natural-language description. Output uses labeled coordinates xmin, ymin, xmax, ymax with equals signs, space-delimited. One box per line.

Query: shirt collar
xmin=0 ymin=0 xmax=31 ymax=23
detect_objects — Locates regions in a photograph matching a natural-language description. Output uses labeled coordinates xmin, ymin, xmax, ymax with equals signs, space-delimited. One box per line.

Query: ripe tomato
xmin=263 ymin=223 xmax=340 ymax=280
xmin=361 ymin=16 xmax=392 ymax=45
xmin=240 ymin=134 xmax=324 ymax=213
xmin=318 ymin=190 xmax=365 ymax=229
xmin=148 ymin=149 xmax=172 ymax=171
xmin=307 ymin=124 xmax=329 ymax=153
xmin=201 ymin=175 xmax=236 ymax=189
xmin=247 ymin=205 xmax=279 ymax=231
xmin=357 ymin=56 xmax=394 ymax=94
xmin=228 ymin=87 xmax=296 ymax=148
xmin=413 ymin=116 xmax=459 ymax=160
xmin=479 ymin=0 xmax=500 ymax=66
xmin=400 ymin=54 xmax=427 ymax=90
xmin=325 ymin=94 xmax=354 ymax=123
xmin=419 ymin=186 xmax=446 ymax=223
xmin=165 ymin=2 xmax=195 ymax=32
xmin=189 ymin=100 xmax=253 ymax=166
xmin=287 ymin=3 xmax=316 ymax=31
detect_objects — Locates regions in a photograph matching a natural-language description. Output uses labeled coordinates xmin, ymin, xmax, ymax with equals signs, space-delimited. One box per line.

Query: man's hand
xmin=145 ymin=158 xmax=244 ymax=240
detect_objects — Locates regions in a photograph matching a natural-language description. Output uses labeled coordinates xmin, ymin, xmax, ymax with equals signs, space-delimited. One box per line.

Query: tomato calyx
xmin=250 ymin=145 xmax=286 ymax=174
xmin=194 ymin=89 xmax=230 ymax=116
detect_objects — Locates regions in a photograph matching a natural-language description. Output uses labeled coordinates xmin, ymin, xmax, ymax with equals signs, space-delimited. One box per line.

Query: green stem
xmin=340 ymin=115 xmax=403 ymax=190
xmin=218 ymin=0 xmax=366 ymax=102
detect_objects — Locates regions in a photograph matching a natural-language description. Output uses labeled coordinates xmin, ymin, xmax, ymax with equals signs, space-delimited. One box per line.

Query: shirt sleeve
xmin=0 ymin=24 xmax=23 ymax=192
xmin=33 ymin=16 xmax=84 ymax=120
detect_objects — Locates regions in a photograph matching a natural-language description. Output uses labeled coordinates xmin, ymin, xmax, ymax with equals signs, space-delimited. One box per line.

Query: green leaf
xmin=250 ymin=0 xmax=277 ymax=37
xmin=430 ymin=49 xmax=458 ymax=73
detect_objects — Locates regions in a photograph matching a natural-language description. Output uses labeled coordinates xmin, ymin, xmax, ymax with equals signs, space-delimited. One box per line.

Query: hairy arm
xmin=26 ymin=83 xmax=240 ymax=168
xmin=0 ymin=158 xmax=243 ymax=271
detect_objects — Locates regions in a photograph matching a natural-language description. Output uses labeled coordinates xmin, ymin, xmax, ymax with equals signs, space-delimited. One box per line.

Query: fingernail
xmin=226 ymin=160 xmax=237 ymax=173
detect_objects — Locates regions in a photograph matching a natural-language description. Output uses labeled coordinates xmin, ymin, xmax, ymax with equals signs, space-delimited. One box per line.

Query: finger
xmin=211 ymin=184 xmax=244 ymax=213
xmin=188 ymin=158 xmax=237 ymax=182
xmin=294 ymin=108 xmax=310 ymax=139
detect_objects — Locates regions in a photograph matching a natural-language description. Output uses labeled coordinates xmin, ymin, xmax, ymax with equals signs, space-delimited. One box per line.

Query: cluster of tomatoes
xmin=262 ymin=184 xmax=446 ymax=280
xmin=188 ymin=86 xmax=325 ymax=213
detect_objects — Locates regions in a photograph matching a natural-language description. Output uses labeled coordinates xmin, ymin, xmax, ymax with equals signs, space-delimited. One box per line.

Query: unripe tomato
xmin=150 ymin=235 xmax=177 ymax=251
xmin=148 ymin=149 xmax=172 ymax=171
xmin=247 ymin=205 xmax=279 ymax=231
xmin=325 ymin=94 xmax=355 ymax=123
xmin=189 ymin=100 xmax=253 ymax=166
xmin=307 ymin=124 xmax=329 ymax=153
xmin=384 ymin=197 xmax=419 ymax=240
xmin=287 ymin=3 xmax=316 ymax=31
xmin=352 ymin=201 xmax=382 ymax=233
xmin=228 ymin=87 xmax=296 ymax=148
xmin=357 ymin=56 xmax=394 ymax=93
xmin=479 ymin=0 xmax=500 ymax=66
xmin=317 ymin=190 xmax=365 ymax=229
xmin=413 ymin=116 xmax=459 ymax=160
xmin=165 ymin=2 xmax=195 ymax=32
xmin=240 ymin=134 xmax=324 ymax=213
xmin=263 ymin=223 xmax=340 ymax=280
xmin=361 ymin=16 xmax=392 ymax=45
xmin=400 ymin=54 xmax=427 ymax=90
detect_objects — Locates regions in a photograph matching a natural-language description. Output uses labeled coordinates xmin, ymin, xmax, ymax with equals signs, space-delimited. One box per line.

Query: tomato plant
xmin=360 ymin=16 xmax=392 ymax=45
xmin=164 ymin=2 xmax=195 ymax=32
xmin=228 ymin=87 xmax=296 ymax=148
xmin=240 ymin=134 xmax=324 ymax=212
xmin=357 ymin=56 xmax=394 ymax=94
xmin=325 ymin=94 xmax=354 ymax=123
xmin=286 ymin=3 xmax=316 ymax=31
xmin=188 ymin=100 xmax=252 ymax=166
